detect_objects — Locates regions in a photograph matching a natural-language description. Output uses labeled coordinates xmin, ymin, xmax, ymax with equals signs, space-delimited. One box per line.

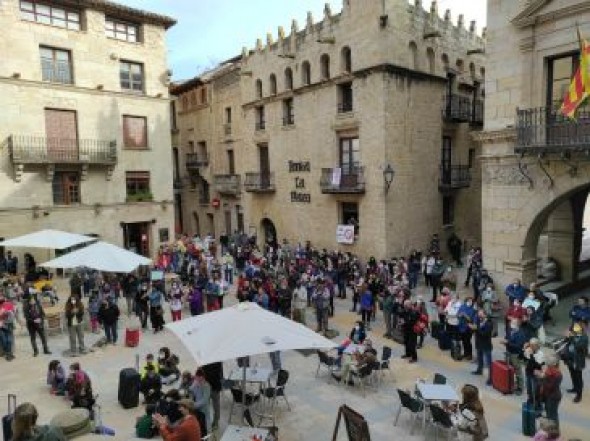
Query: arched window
xmin=284 ymin=67 xmax=293 ymax=90
xmin=269 ymin=74 xmax=277 ymax=95
xmin=255 ymin=79 xmax=263 ymax=98
xmin=301 ymin=61 xmax=311 ymax=85
xmin=441 ymin=53 xmax=449 ymax=70
xmin=409 ymin=41 xmax=418 ymax=70
xmin=320 ymin=54 xmax=330 ymax=80
xmin=426 ymin=47 xmax=435 ymax=74
xmin=341 ymin=46 xmax=352 ymax=73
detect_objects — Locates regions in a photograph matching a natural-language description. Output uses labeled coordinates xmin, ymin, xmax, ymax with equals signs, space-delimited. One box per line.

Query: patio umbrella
xmin=0 ymin=229 xmax=96 ymax=249
xmin=40 ymin=241 xmax=151 ymax=273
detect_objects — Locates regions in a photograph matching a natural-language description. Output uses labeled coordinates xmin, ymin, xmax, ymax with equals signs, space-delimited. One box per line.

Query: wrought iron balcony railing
xmin=320 ymin=166 xmax=365 ymax=194
xmin=438 ymin=165 xmax=471 ymax=191
xmin=186 ymin=153 xmax=209 ymax=170
xmin=8 ymin=135 xmax=116 ymax=165
xmin=515 ymin=106 xmax=590 ymax=153
xmin=213 ymin=174 xmax=241 ymax=195
xmin=443 ymin=94 xmax=472 ymax=122
xmin=244 ymin=172 xmax=275 ymax=193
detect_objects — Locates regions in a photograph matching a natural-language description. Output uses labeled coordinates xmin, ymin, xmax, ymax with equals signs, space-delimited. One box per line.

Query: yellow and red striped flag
xmin=560 ymin=33 xmax=590 ymax=118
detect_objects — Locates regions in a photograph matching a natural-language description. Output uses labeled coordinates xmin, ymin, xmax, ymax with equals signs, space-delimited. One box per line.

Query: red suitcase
xmin=125 ymin=327 xmax=140 ymax=347
xmin=491 ymin=360 xmax=515 ymax=394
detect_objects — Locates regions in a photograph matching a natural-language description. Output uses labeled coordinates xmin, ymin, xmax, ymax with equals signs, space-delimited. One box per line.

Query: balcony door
xmin=441 ymin=136 xmax=452 ymax=185
xmin=227 ymin=149 xmax=235 ymax=175
xmin=339 ymin=137 xmax=360 ymax=187
xmin=259 ymin=144 xmax=270 ymax=188
xmin=45 ymin=109 xmax=78 ymax=161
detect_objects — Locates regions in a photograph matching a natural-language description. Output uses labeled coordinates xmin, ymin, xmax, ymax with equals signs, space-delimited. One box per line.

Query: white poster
xmin=336 ymin=224 xmax=355 ymax=244
xmin=331 ymin=167 xmax=342 ymax=187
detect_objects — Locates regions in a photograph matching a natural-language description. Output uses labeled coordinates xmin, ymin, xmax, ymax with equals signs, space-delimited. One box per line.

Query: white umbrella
xmin=40 ymin=241 xmax=151 ymax=273
xmin=0 ymin=229 xmax=96 ymax=249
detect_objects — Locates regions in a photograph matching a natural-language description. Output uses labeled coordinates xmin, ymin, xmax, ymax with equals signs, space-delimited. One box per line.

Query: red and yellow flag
xmin=560 ymin=34 xmax=590 ymax=118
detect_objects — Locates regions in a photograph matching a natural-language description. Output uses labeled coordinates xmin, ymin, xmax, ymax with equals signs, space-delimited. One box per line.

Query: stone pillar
xmin=504 ymin=258 xmax=537 ymax=286
xmin=545 ymin=199 xmax=575 ymax=282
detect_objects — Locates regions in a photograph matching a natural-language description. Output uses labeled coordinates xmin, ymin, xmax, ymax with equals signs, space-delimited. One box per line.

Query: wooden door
xmin=259 ymin=145 xmax=270 ymax=188
xmin=45 ymin=109 xmax=78 ymax=161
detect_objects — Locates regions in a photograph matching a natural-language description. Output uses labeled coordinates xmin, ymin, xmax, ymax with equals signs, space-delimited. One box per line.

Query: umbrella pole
xmin=241 ymin=364 xmax=247 ymax=427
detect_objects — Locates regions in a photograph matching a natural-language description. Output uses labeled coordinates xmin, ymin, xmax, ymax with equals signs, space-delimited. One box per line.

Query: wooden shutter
xmin=123 ymin=116 xmax=147 ymax=149
xmin=45 ymin=109 xmax=78 ymax=160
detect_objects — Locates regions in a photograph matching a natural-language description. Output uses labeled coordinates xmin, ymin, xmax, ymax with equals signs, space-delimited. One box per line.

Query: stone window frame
xmin=39 ymin=45 xmax=74 ymax=85
xmin=320 ymin=53 xmax=331 ymax=80
xmin=341 ymin=202 xmax=360 ymax=235
xmin=409 ymin=41 xmax=419 ymax=70
xmin=341 ymin=46 xmax=352 ymax=73
xmin=301 ymin=61 xmax=311 ymax=86
xmin=52 ymin=171 xmax=81 ymax=206
xmin=255 ymin=79 xmax=263 ymax=98
xmin=125 ymin=171 xmax=151 ymax=197
xmin=426 ymin=47 xmax=435 ymax=75
xmin=105 ymin=16 xmax=141 ymax=43
xmin=269 ymin=73 xmax=277 ymax=95
xmin=284 ymin=67 xmax=293 ymax=90
xmin=122 ymin=115 xmax=148 ymax=150
xmin=20 ymin=1 xmax=81 ymax=31
xmin=119 ymin=60 xmax=144 ymax=94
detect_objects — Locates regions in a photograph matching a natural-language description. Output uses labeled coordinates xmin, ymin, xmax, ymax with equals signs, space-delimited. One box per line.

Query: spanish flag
xmin=560 ymin=31 xmax=590 ymax=119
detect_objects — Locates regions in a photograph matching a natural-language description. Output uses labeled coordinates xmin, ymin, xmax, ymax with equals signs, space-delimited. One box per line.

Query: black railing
xmin=244 ymin=172 xmax=275 ymax=192
xmin=443 ymin=94 xmax=472 ymax=122
xmin=186 ymin=153 xmax=209 ymax=169
xmin=471 ymin=99 xmax=484 ymax=126
xmin=320 ymin=166 xmax=365 ymax=193
xmin=282 ymin=114 xmax=295 ymax=126
xmin=213 ymin=174 xmax=241 ymax=195
xmin=438 ymin=165 xmax=471 ymax=191
xmin=255 ymin=120 xmax=266 ymax=131
xmin=515 ymin=106 xmax=590 ymax=153
xmin=8 ymin=135 xmax=116 ymax=164
xmin=338 ymin=100 xmax=353 ymax=113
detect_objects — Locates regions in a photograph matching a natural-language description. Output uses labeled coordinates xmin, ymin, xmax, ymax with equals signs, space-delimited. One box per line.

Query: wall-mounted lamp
xmin=383 ymin=164 xmax=395 ymax=194
xmin=278 ymin=54 xmax=296 ymax=59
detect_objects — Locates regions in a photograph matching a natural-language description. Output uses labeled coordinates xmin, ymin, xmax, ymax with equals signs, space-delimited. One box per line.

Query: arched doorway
xmin=260 ymin=218 xmax=277 ymax=248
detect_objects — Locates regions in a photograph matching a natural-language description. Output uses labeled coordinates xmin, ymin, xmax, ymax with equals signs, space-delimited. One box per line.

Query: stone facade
xmin=482 ymin=0 xmax=590 ymax=287
xmin=0 ymin=0 xmax=175 ymax=262
xmin=174 ymin=0 xmax=485 ymax=259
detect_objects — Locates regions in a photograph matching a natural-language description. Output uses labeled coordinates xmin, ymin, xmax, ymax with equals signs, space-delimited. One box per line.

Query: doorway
xmin=206 ymin=213 xmax=216 ymax=237
xmin=261 ymin=218 xmax=277 ymax=248
xmin=192 ymin=212 xmax=200 ymax=237
xmin=123 ymin=221 xmax=150 ymax=257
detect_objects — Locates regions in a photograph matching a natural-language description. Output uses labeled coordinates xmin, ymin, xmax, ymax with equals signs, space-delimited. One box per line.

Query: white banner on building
xmin=336 ymin=224 xmax=355 ymax=244
xmin=331 ymin=167 xmax=342 ymax=187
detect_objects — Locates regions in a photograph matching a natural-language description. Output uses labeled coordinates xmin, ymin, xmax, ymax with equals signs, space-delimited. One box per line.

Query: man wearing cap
xmin=563 ymin=322 xmax=588 ymax=403
xmin=312 ymin=278 xmax=330 ymax=334
xmin=153 ymin=398 xmax=201 ymax=441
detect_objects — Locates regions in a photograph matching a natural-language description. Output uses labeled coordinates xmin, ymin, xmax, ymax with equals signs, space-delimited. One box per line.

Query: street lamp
xmin=383 ymin=164 xmax=395 ymax=194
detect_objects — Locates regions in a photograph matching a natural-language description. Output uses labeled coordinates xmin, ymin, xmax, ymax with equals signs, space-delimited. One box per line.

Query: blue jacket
xmin=457 ymin=304 xmax=476 ymax=333
xmin=506 ymin=328 xmax=528 ymax=355
xmin=570 ymin=305 xmax=590 ymax=324
xmin=505 ymin=284 xmax=526 ymax=303
xmin=360 ymin=291 xmax=373 ymax=310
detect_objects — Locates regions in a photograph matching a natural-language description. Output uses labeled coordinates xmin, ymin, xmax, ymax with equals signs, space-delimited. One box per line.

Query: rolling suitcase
xmin=125 ymin=328 xmax=140 ymax=347
xmin=2 ymin=394 xmax=16 ymax=441
xmin=491 ymin=360 xmax=515 ymax=395
xmin=438 ymin=329 xmax=452 ymax=350
xmin=118 ymin=368 xmax=140 ymax=409
xmin=521 ymin=401 xmax=536 ymax=436
xmin=450 ymin=340 xmax=462 ymax=361
xmin=430 ymin=321 xmax=442 ymax=340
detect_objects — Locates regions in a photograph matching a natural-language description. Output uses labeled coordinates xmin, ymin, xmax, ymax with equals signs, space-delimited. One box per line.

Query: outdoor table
xmin=343 ymin=344 xmax=362 ymax=355
xmin=220 ymin=424 xmax=269 ymax=441
xmin=229 ymin=367 xmax=273 ymax=385
xmin=416 ymin=383 xmax=459 ymax=432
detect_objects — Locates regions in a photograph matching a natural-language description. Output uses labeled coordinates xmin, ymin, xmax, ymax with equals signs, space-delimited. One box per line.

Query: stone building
xmin=0 ymin=0 xmax=175 ymax=261
xmin=174 ymin=0 xmax=485 ymax=259
xmin=479 ymin=0 xmax=590 ymax=291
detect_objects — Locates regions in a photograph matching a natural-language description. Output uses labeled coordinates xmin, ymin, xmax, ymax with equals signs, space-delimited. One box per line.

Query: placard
xmin=336 ymin=224 xmax=355 ymax=244
xmin=331 ymin=167 xmax=342 ymax=186
xmin=150 ymin=270 xmax=164 ymax=281
xmin=332 ymin=405 xmax=371 ymax=441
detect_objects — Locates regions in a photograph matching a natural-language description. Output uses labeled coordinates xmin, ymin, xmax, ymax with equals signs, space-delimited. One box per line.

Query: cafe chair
xmin=350 ymin=363 xmax=374 ymax=397
xmin=262 ymin=369 xmax=291 ymax=412
xmin=228 ymin=388 xmax=260 ymax=426
xmin=315 ymin=350 xmax=338 ymax=379
xmin=433 ymin=373 xmax=447 ymax=385
xmin=372 ymin=346 xmax=393 ymax=384
xmin=428 ymin=404 xmax=458 ymax=440
xmin=394 ymin=389 xmax=424 ymax=435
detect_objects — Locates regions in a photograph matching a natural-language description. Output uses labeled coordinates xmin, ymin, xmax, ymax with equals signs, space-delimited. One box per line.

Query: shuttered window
xmin=126 ymin=171 xmax=151 ymax=197
xmin=123 ymin=115 xmax=147 ymax=149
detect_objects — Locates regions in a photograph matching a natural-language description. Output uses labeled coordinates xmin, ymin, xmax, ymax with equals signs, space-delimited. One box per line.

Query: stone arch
xmin=409 ymin=41 xmax=419 ymax=70
xmin=320 ymin=53 xmax=330 ymax=80
xmin=284 ymin=67 xmax=293 ymax=90
xmin=341 ymin=46 xmax=352 ymax=73
xmin=301 ymin=60 xmax=311 ymax=85
xmin=426 ymin=47 xmax=435 ymax=74
xmin=269 ymin=73 xmax=277 ymax=95
xmin=255 ymin=78 xmax=263 ymax=98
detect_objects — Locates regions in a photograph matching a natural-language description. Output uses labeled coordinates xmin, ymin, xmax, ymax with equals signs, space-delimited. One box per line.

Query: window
xmin=227 ymin=149 xmax=235 ymax=175
xmin=341 ymin=46 xmax=352 ymax=73
xmin=123 ymin=115 xmax=147 ymax=149
xmin=547 ymin=53 xmax=579 ymax=110
xmin=426 ymin=47 xmax=435 ymax=74
xmin=282 ymin=98 xmax=294 ymax=126
xmin=301 ymin=61 xmax=311 ymax=85
xmin=20 ymin=1 xmax=80 ymax=30
xmin=409 ymin=41 xmax=419 ymax=70
xmin=126 ymin=171 xmax=151 ymax=198
xmin=469 ymin=62 xmax=476 ymax=78
xmin=443 ymin=196 xmax=454 ymax=225
xmin=105 ymin=17 xmax=139 ymax=43
xmin=338 ymin=82 xmax=353 ymax=113
xmin=341 ymin=202 xmax=359 ymax=235
xmin=255 ymin=106 xmax=265 ymax=130
xmin=190 ymin=92 xmax=197 ymax=106
xmin=170 ymin=101 xmax=177 ymax=131
xmin=284 ymin=68 xmax=293 ymax=90
xmin=442 ymin=53 xmax=449 ymax=70
xmin=255 ymin=79 xmax=263 ymax=98
xmin=225 ymin=107 xmax=232 ymax=124
xmin=120 ymin=61 xmax=144 ymax=92
xmin=468 ymin=148 xmax=476 ymax=168
xmin=197 ymin=141 xmax=207 ymax=159
xmin=200 ymin=87 xmax=207 ymax=104
xmin=339 ymin=137 xmax=360 ymax=174
xmin=40 ymin=46 xmax=72 ymax=84
xmin=52 ymin=172 xmax=80 ymax=205
xmin=269 ymin=74 xmax=277 ymax=95
xmin=320 ymin=54 xmax=330 ymax=80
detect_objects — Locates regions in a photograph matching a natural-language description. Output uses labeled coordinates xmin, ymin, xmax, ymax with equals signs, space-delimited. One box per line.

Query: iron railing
xmin=471 ymin=99 xmax=484 ymax=126
xmin=320 ymin=166 xmax=365 ymax=193
xmin=443 ymin=94 xmax=472 ymax=122
xmin=338 ymin=100 xmax=353 ymax=113
xmin=244 ymin=172 xmax=275 ymax=192
xmin=515 ymin=106 xmax=590 ymax=153
xmin=438 ymin=164 xmax=471 ymax=191
xmin=213 ymin=174 xmax=241 ymax=195
xmin=8 ymin=135 xmax=117 ymax=164
xmin=186 ymin=153 xmax=209 ymax=169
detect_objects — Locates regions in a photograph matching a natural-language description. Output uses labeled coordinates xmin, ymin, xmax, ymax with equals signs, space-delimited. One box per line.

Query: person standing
xmin=135 ymin=282 xmax=150 ymax=329
xmin=312 ymin=278 xmax=330 ymax=334
xmin=563 ymin=322 xmax=588 ymax=403
xmin=65 ymin=294 xmax=87 ymax=355
xmin=0 ymin=293 xmax=16 ymax=361
xmin=458 ymin=297 xmax=477 ymax=361
xmin=124 ymin=274 xmax=139 ymax=316
xmin=471 ymin=309 xmax=493 ymax=385
xmin=400 ymin=299 xmax=419 ymax=363
xmin=189 ymin=369 xmax=211 ymax=432
xmin=382 ymin=287 xmax=395 ymax=338
xmin=524 ymin=338 xmax=545 ymax=409
xmin=535 ymin=355 xmax=562 ymax=430
xmin=201 ymin=362 xmax=223 ymax=430
xmin=148 ymin=283 xmax=165 ymax=333
xmin=359 ymin=284 xmax=373 ymax=331
xmin=22 ymin=293 xmax=51 ymax=356
xmin=291 ymin=280 xmax=307 ymax=325
xmin=98 ymin=296 xmax=120 ymax=345
xmin=69 ymin=273 xmax=83 ymax=299
xmin=6 ymin=251 xmax=18 ymax=275
xmin=502 ymin=319 xmax=528 ymax=395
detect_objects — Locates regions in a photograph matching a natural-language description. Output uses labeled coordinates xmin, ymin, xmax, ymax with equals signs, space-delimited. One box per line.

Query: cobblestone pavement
xmin=1 ymin=274 xmax=588 ymax=441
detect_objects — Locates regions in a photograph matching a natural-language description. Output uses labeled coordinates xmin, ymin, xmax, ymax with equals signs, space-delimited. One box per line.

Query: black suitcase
xmin=438 ymin=329 xmax=452 ymax=350
xmin=2 ymin=394 xmax=16 ymax=441
xmin=118 ymin=368 xmax=140 ymax=409
xmin=450 ymin=340 xmax=462 ymax=361
xmin=430 ymin=321 xmax=442 ymax=340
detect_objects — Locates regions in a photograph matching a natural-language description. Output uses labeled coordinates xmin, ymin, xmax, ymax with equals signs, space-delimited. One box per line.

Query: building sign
xmin=288 ymin=160 xmax=311 ymax=203
xmin=336 ymin=224 xmax=355 ymax=244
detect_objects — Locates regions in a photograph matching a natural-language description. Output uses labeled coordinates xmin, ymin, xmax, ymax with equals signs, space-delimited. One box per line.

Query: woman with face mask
xmin=64 ymin=295 xmax=86 ymax=355
xmin=457 ymin=297 xmax=477 ymax=361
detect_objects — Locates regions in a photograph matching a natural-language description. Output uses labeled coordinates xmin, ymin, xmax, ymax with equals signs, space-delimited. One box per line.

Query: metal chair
xmin=350 ymin=363 xmax=374 ymax=396
xmin=260 ymin=369 xmax=291 ymax=425
xmin=372 ymin=346 xmax=393 ymax=384
xmin=228 ymin=388 xmax=260 ymax=426
xmin=433 ymin=373 xmax=447 ymax=385
xmin=394 ymin=389 xmax=424 ymax=435
xmin=428 ymin=404 xmax=458 ymax=440
xmin=315 ymin=350 xmax=338 ymax=379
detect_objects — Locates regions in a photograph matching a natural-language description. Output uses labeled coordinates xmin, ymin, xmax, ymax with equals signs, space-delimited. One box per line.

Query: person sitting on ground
xmin=141 ymin=364 xmax=162 ymax=405
xmin=136 ymin=404 xmax=157 ymax=439
xmin=11 ymin=402 xmax=67 ymax=441
xmin=140 ymin=354 xmax=160 ymax=379
xmin=533 ymin=418 xmax=563 ymax=441
xmin=157 ymin=347 xmax=180 ymax=385
xmin=153 ymin=398 xmax=201 ymax=441
xmin=46 ymin=360 xmax=66 ymax=395
xmin=332 ymin=339 xmax=377 ymax=385
xmin=178 ymin=371 xmax=194 ymax=399
xmin=66 ymin=363 xmax=94 ymax=413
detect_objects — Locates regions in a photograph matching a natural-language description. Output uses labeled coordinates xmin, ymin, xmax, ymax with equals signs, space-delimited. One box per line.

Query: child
xmin=88 ymin=291 xmax=100 ymax=333
xmin=47 ymin=360 xmax=66 ymax=395
xmin=136 ymin=404 xmax=157 ymax=439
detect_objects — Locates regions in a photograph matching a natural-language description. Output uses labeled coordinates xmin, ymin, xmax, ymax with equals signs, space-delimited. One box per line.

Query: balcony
xmin=438 ymin=165 xmax=471 ymax=191
xmin=471 ymin=99 xmax=484 ymax=127
xmin=320 ymin=166 xmax=365 ymax=194
xmin=8 ymin=135 xmax=117 ymax=165
xmin=244 ymin=172 xmax=275 ymax=193
xmin=186 ymin=153 xmax=209 ymax=170
xmin=443 ymin=94 xmax=472 ymax=123
xmin=337 ymin=100 xmax=353 ymax=114
xmin=255 ymin=120 xmax=266 ymax=131
xmin=515 ymin=107 xmax=590 ymax=154
xmin=213 ymin=174 xmax=241 ymax=196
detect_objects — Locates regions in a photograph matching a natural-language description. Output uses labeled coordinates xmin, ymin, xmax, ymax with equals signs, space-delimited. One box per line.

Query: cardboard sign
xmin=336 ymin=224 xmax=355 ymax=244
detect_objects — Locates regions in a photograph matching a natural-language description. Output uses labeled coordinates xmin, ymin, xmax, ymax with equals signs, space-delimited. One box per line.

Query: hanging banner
xmin=331 ymin=167 xmax=342 ymax=187
xmin=336 ymin=225 xmax=355 ymax=244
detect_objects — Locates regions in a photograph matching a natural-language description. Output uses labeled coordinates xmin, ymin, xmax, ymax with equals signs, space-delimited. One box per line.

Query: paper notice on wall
xmin=331 ymin=167 xmax=342 ymax=186
xmin=336 ymin=225 xmax=355 ymax=244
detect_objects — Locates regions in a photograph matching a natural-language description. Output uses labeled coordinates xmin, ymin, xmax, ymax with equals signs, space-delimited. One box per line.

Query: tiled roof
xmin=77 ymin=0 xmax=176 ymax=29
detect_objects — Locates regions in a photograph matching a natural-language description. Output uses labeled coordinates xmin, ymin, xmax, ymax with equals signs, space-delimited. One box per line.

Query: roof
xmin=60 ymin=0 xmax=176 ymax=29
xmin=170 ymin=57 xmax=242 ymax=95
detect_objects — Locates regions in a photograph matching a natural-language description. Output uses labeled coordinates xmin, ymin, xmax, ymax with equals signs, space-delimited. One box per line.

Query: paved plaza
xmin=0 ymin=276 xmax=588 ymax=441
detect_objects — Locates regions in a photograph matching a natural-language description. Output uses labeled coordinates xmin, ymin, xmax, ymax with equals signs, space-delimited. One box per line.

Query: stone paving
xmin=1 ymin=276 xmax=588 ymax=441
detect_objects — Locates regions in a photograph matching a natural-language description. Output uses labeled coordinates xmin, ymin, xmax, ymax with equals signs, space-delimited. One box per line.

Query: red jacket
xmin=159 ymin=415 xmax=201 ymax=441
